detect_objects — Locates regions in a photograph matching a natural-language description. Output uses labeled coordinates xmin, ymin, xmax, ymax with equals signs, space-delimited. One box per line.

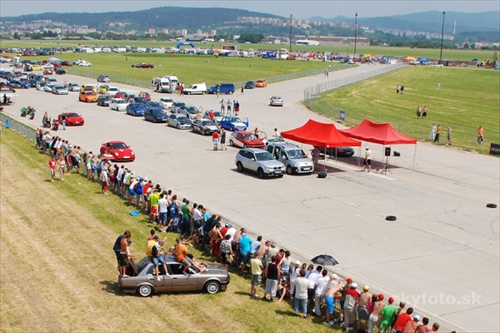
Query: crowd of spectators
xmin=36 ymin=129 xmax=451 ymax=333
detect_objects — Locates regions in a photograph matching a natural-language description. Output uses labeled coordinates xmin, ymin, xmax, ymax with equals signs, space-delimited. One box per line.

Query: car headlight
xmin=265 ymin=167 xmax=273 ymax=172
xmin=114 ymin=152 xmax=119 ymax=156
xmin=131 ymin=151 xmax=135 ymax=155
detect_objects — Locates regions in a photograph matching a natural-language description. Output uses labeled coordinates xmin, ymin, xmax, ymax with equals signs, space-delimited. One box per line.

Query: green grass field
xmin=308 ymin=66 xmax=500 ymax=154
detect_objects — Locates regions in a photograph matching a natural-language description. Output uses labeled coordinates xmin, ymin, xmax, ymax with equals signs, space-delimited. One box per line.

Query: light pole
xmin=440 ymin=11 xmax=446 ymax=61
xmin=354 ymin=12 xmax=358 ymax=55
xmin=289 ymin=14 xmax=292 ymax=52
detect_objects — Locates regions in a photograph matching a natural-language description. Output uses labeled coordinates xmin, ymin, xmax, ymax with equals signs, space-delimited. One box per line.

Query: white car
xmin=269 ymin=96 xmax=283 ymax=107
xmin=66 ymin=83 xmax=79 ymax=92
xmin=159 ymin=97 xmax=174 ymax=110
xmin=74 ymin=60 xmax=92 ymax=67
xmin=36 ymin=81 xmax=46 ymax=91
xmin=167 ymin=113 xmax=192 ymax=130
xmin=106 ymin=86 xmax=119 ymax=97
xmin=52 ymin=85 xmax=69 ymax=95
xmin=109 ymin=98 xmax=129 ymax=111
xmin=44 ymin=84 xmax=56 ymax=93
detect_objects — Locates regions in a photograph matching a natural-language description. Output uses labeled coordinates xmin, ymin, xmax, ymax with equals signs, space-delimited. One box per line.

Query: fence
xmin=0 ymin=113 xmax=36 ymax=141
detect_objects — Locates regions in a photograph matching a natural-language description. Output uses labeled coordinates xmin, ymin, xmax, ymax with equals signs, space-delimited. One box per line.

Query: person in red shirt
xmin=403 ymin=314 xmax=420 ymax=333
xmin=212 ymin=131 xmax=219 ymax=150
xmin=48 ymin=156 xmax=57 ymax=182
xmin=393 ymin=307 xmax=414 ymax=332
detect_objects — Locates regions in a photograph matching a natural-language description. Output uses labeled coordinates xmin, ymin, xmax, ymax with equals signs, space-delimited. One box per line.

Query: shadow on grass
xmin=99 ymin=280 xmax=125 ymax=296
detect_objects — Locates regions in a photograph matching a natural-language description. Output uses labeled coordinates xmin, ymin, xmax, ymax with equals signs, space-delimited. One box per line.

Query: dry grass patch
xmin=0 ymin=129 xmax=341 ymax=333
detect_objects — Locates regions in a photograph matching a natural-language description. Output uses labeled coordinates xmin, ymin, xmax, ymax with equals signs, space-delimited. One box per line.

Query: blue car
xmin=8 ymin=80 xmax=29 ymax=89
xmin=126 ymin=103 xmax=146 ymax=117
xmin=144 ymin=108 xmax=168 ymax=123
xmin=146 ymin=101 xmax=163 ymax=112
xmin=219 ymin=116 xmax=249 ymax=131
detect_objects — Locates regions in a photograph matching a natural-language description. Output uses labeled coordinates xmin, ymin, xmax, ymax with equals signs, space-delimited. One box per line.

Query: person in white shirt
xmin=314 ymin=270 xmax=330 ymax=316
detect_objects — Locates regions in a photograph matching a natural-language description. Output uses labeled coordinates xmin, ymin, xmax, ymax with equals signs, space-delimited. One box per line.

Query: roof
xmin=281 ymin=119 xmax=361 ymax=148
xmin=341 ymin=118 xmax=417 ymax=145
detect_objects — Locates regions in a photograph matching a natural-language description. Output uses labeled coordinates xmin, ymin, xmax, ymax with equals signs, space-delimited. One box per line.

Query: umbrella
xmin=311 ymin=254 xmax=339 ymax=266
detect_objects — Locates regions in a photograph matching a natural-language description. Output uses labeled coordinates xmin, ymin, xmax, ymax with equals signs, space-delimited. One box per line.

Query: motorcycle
xmin=28 ymin=106 xmax=36 ymax=120
xmin=21 ymin=107 xmax=28 ymax=117
xmin=52 ymin=119 xmax=59 ymax=131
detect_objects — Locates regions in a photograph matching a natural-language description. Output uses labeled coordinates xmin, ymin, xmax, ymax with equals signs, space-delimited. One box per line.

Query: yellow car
xmin=30 ymin=64 xmax=42 ymax=71
xmin=79 ymin=91 xmax=98 ymax=103
xmin=80 ymin=84 xmax=96 ymax=93
xmin=98 ymin=84 xmax=109 ymax=94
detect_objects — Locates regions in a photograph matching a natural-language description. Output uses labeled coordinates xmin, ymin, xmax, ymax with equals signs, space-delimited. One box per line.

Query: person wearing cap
xmin=357 ymin=285 xmax=372 ymax=330
xmin=342 ymin=282 xmax=360 ymax=332
xmin=324 ymin=274 xmax=341 ymax=326
xmin=363 ymin=147 xmax=372 ymax=172
xmin=402 ymin=314 xmax=420 ymax=333
xmin=368 ymin=294 xmax=385 ymax=333
xmin=393 ymin=307 xmax=414 ymax=332
xmin=379 ymin=297 xmax=397 ymax=333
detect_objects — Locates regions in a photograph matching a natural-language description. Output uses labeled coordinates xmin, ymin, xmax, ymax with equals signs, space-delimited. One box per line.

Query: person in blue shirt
xmin=239 ymin=232 xmax=253 ymax=275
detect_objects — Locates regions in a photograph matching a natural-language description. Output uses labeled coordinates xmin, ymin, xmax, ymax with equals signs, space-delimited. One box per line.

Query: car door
xmin=234 ymin=133 xmax=244 ymax=148
xmin=168 ymin=263 xmax=199 ymax=292
xmin=143 ymin=264 xmax=172 ymax=293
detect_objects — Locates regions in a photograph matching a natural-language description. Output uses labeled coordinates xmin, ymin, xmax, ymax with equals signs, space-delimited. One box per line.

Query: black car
xmin=27 ymin=79 xmax=38 ymax=87
xmin=144 ymin=108 xmax=168 ymax=123
xmin=244 ymin=81 xmax=255 ymax=89
xmin=316 ymin=146 xmax=355 ymax=157
xmin=97 ymin=95 xmax=112 ymax=107
xmin=55 ymin=68 xmax=66 ymax=75
xmin=133 ymin=97 xmax=148 ymax=105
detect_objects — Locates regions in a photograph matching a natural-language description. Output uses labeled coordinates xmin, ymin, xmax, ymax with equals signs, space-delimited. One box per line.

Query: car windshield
xmin=65 ymin=113 xmax=79 ymax=117
xmin=255 ymin=151 xmax=274 ymax=161
xmin=85 ymin=92 xmax=94 ymax=96
xmin=186 ymin=108 xmax=197 ymax=114
xmin=242 ymin=134 xmax=254 ymax=140
xmin=201 ymin=120 xmax=214 ymax=126
xmin=228 ymin=117 xmax=241 ymax=122
xmin=152 ymin=110 xmax=164 ymax=115
xmin=111 ymin=143 xmax=127 ymax=149
xmin=213 ymin=112 xmax=222 ymax=117
xmin=148 ymin=102 xmax=160 ymax=107
xmin=55 ymin=86 xmax=65 ymax=90
xmin=287 ymin=149 xmax=307 ymax=159
xmin=178 ymin=116 xmax=188 ymax=121
xmin=130 ymin=103 xmax=142 ymax=108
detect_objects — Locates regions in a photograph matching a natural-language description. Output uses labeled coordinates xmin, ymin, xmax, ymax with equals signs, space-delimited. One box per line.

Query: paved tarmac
xmin=2 ymin=63 xmax=499 ymax=332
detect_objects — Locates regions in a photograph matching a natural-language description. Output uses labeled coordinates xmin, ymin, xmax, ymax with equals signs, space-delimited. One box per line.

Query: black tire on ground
xmin=385 ymin=215 xmax=397 ymax=221
xmin=204 ymin=281 xmax=220 ymax=294
xmin=286 ymin=165 xmax=293 ymax=175
xmin=236 ymin=162 xmax=243 ymax=172
xmin=486 ymin=203 xmax=497 ymax=208
xmin=138 ymin=284 xmax=153 ymax=297
xmin=229 ymin=140 xmax=234 ymax=146
xmin=257 ymin=168 xmax=265 ymax=179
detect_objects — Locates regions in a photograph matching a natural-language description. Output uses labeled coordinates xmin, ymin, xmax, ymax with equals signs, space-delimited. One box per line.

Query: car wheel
xmin=229 ymin=140 xmax=234 ymax=147
xmin=138 ymin=284 xmax=153 ymax=297
xmin=257 ymin=168 xmax=265 ymax=179
xmin=236 ymin=162 xmax=243 ymax=172
xmin=286 ymin=165 xmax=293 ymax=175
xmin=385 ymin=215 xmax=397 ymax=221
xmin=176 ymin=124 xmax=180 ymax=129
xmin=243 ymin=144 xmax=247 ymax=149
xmin=204 ymin=281 xmax=220 ymax=294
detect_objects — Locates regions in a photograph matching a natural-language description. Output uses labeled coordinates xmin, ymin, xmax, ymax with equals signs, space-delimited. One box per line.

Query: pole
xmin=289 ymin=14 xmax=292 ymax=53
xmin=354 ymin=13 xmax=358 ymax=55
xmin=440 ymin=11 xmax=446 ymax=61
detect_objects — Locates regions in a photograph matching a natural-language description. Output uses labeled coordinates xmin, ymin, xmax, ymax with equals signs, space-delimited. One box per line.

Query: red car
xmin=229 ymin=131 xmax=266 ymax=149
xmin=59 ymin=112 xmax=85 ymax=126
xmin=100 ymin=141 xmax=135 ymax=162
xmin=138 ymin=91 xmax=151 ymax=101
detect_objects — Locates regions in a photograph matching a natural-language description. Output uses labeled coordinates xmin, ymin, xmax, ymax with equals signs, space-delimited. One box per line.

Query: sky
xmin=1 ymin=0 xmax=499 ymax=19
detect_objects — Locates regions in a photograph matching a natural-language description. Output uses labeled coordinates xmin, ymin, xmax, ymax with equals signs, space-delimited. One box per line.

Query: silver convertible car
xmin=118 ymin=255 xmax=230 ymax=297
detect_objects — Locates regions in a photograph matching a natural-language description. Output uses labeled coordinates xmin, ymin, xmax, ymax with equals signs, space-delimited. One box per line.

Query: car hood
xmin=258 ymin=160 xmax=285 ymax=168
xmin=290 ymin=157 xmax=313 ymax=165
xmin=204 ymin=264 xmax=229 ymax=275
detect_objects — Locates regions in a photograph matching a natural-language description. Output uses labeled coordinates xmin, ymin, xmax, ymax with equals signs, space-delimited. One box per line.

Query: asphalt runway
xmin=2 ymin=63 xmax=499 ymax=332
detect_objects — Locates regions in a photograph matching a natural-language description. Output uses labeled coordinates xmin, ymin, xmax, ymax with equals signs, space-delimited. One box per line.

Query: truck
xmin=152 ymin=77 xmax=173 ymax=93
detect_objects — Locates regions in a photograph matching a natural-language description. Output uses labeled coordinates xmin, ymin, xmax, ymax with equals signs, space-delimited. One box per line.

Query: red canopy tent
xmin=281 ymin=119 xmax=361 ymax=148
xmin=340 ymin=118 xmax=417 ymax=145
xmin=341 ymin=118 xmax=418 ymax=170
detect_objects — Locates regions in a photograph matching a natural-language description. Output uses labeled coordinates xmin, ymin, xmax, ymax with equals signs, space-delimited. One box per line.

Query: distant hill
xmin=311 ymin=11 xmax=500 ymax=35
xmin=1 ymin=6 xmax=281 ymax=32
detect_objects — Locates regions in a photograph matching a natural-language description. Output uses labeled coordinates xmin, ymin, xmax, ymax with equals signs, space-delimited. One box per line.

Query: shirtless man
xmin=368 ymin=294 xmax=385 ymax=333
xmin=208 ymin=223 xmax=223 ymax=262
xmin=324 ymin=274 xmax=342 ymax=326
xmin=357 ymin=285 xmax=373 ymax=330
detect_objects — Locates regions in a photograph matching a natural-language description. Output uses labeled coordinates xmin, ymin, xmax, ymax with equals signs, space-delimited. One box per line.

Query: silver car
xmin=168 ymin=113 xmax=192 ymax=129
xmin=118 ymin=255 xmax=230 ymax=297
xmin=52 ymin=85 xmax=69 ymax=95
xmin=235 ymin=148 xmax=285 ymax=178
xmin=266 ymin=142 xmax=314 ymax=174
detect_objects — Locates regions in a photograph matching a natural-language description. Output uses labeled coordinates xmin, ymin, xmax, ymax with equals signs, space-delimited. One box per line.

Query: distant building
xmin=295 ymin=39 xmax=320 ymax=46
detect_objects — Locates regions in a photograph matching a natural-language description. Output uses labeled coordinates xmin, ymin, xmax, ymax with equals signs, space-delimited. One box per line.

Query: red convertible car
xmin=58 ymin=112 xmax=85 ymax=126
xmin=100 ymin=141 xmax=135 ymax=162
xmin=229 ymin=131 xmax=266 ymax=149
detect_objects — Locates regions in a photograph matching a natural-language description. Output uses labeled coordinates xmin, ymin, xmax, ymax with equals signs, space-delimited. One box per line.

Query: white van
xmin=152 ymin=77 xmax=173 ymax=93
xmin=182 ymin=82 xmax=206 ymax=95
